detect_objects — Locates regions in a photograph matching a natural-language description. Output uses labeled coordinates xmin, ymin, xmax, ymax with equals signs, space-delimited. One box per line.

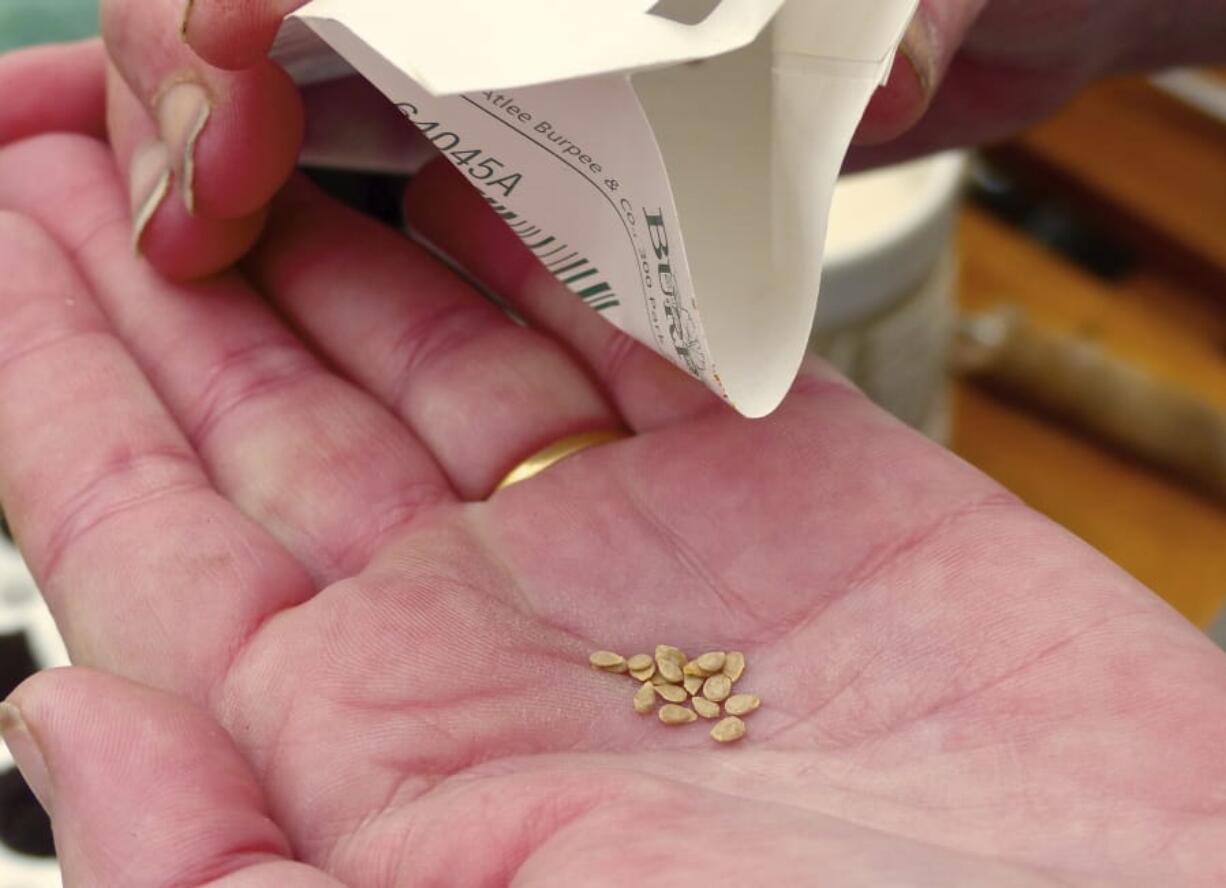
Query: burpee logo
xmin=643 ymin=210 xmax=706 ymax=377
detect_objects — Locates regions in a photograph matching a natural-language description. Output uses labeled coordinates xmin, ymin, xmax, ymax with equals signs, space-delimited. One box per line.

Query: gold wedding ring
xmin=493 ymin=430 xmax=631 ymax=494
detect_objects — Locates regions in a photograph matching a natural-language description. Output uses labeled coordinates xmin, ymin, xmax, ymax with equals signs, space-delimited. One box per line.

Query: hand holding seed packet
xmin=75 ymin=0 xmax=1218 ymax=285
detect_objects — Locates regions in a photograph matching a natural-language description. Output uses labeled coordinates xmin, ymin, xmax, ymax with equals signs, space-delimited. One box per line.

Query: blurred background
xmin=3 ymin=3 xmax=1226 ymax=881
xmin=820 ymin=68 xmax=1226 ymax=643
xmin=0 ymin=0 xmax=97 ymax=51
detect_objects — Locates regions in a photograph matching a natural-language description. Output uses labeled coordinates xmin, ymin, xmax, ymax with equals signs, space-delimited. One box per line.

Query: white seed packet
xmin=273 ymin=0 xmax=918 ymax=417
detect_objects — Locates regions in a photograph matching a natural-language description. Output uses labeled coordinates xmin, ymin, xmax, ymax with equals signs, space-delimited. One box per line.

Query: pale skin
xmin=2 ymin=6 xmax=1226 ymax=886
xmin=2 ymin=132 xmax=1226 ymax=887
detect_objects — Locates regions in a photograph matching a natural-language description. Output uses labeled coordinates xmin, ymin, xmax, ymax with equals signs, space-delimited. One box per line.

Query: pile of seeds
xmin=589 ymin=645 xmax=761 ymax=743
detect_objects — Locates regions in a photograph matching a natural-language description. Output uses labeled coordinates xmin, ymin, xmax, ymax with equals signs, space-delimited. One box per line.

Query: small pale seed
xmin=656 ymin=657 xmax=684 ymax=683
xmin=650 ymin=672 xmax=675 ymax=686
xmin=683 ymin=660 xmax=710 ymax=677
xmin=627 ymin=654 xmax=653 ymax=672
xmin=683 ymin=675 xmax=704 ymax=696
xmin=724 ymin=693 xmax=761 ymax=716
xmin=710 ymin=716 xmax=746 ymax=743
xmin=692 ymin=697 xmax=721 ymax=719
xmin=696 ymin=651 xmax=727 ymax=673
xmin=723 ymin=651 xmax=746 ymax=682
xmin=654 ymin=683 xmax=688 ymax=703
xmin=633 ymin=682 xmax=657 ymax=714
xmin=659 ymin=704 xmax=698 ymax=725
xmin=629 ymin=663 xmax=656 ymax=682
xmin=702 ymin=674 xmax=732 ymax=703
xmin=590 ymin=651 xmax=627 ymax=672
xmin=655 ymin=644 xmax=687 ymax=664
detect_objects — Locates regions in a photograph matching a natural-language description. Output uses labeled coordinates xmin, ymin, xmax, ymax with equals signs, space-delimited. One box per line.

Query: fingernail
xmin=130 ymin=141 xmax=173 ymax=254
xmin=155 ymin=81 xmax=211 ymax=215
xmin=179 ymin=0 xmax=196 ymax=42
xmin=899 ymin=10 xmax=939 ymax=100
xmin=0 ymin=701 xmax=52 ymax=813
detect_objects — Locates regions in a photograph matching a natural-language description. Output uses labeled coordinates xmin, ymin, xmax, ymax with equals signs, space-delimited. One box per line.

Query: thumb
xmin=856 ymin=0 xmax=989 ymax=145
xmin=1 ymin=668 xmax=343 ymax=888
xmin=180 ymin=0 xmax=312 ymax=71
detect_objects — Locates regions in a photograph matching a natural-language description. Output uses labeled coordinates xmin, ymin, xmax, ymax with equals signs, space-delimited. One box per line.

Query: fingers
xmin=0 ymin=209 xmax=312 ymax=701
xmin=855 ymin=0 xmax=989 ymax=146
xmin=849 ymin=49 xmax=1075 ymax=169
xmin=2 ymin=668 xmax=344 ymax=887
xmin=0 ymin=40 xmax=107 ymax=145
xmin=107 ymin=64 xmax=270 ymax=280
xmin=402 ymin=159 xmax=730 ymax=432
xmin=181 ymin=0 xmax=310 ymax=71
xmin=100 ymin=0 xmax=302 ymax=258
xmin=246 ymin=177 xmax=624 ymax=499
xmin=0 ymin=135 xmax=455 ymax=584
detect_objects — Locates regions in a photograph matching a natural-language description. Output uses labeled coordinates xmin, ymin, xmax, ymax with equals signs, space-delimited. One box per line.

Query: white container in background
xmin=811 ymin=151 xmax=967 ymax=441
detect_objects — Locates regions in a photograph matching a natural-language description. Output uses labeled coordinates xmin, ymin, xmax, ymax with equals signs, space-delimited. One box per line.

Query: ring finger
xmin=246 ymin=177 xmax=626 ymax=499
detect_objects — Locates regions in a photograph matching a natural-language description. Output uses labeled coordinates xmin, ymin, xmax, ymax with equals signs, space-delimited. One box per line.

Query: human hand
xmin=856 ymin=0 xmax=1226 ymax=163
xmin=2 ymin=133 xmax=1225 ymax=885
xmin=94 ymin=0 xmax=423 ymax=280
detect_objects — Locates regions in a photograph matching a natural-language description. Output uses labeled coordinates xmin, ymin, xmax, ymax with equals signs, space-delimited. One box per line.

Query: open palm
xmin=1 ymin=135 xmax=1225 ymax=887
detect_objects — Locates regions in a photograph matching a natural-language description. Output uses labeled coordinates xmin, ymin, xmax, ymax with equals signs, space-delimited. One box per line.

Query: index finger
xmin=855 ymin=0 xmax=989 ymax=146
xmin=0 ymin=206 xmax=312 ymax=704
xmin=181 ymin=0 xmax=311 ymax=71
xmin=101 ymin=0 xmax=304 ymax=222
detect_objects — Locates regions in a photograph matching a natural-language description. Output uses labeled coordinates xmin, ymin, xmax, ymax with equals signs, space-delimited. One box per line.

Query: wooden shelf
xmin=954 ymin=73 xmax=1226 ymax=627
xmin=954 ymin=209 xmax=1226 ymax=628
xmin=995 ymin=76 xmax=1226 ymax=290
